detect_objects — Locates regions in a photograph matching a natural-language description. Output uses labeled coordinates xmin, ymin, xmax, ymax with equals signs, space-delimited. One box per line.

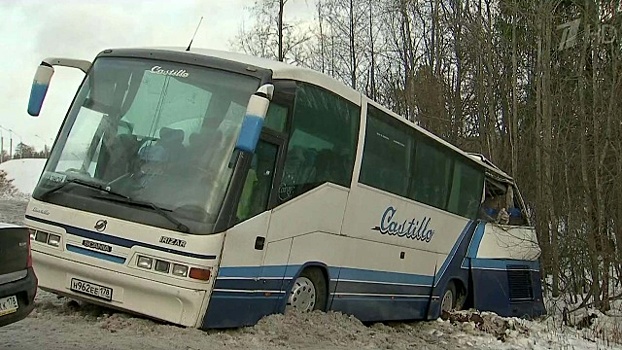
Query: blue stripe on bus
xmin=330 ymin=296 xmax=430 ymax=322
xmin=470 ymin=258 xmax=540 ymax=270
xmin=210 ymin=292 xmax=283 ymax=299
xmin=213 ymin=275 xmax=436 ymax=296
xmin=335 ymin=267 xmax=434 ymax=286
xmin=214 ymin=267 xmax=433 ymax=297
xmin=333 ymin=280 xmax=432 ymax=296
xmin=428 ymin=220 xmax=476 ymax=285
xmin=213 ymin=278 xmax=289 ymax=292
xmin=217 ymin=265 xmax=300 ymax=278
xmin=25 ymin=215 xmax=217 ymax=260
xmin=216 ymin=266 xmax=435 ymax=290
xmin=466 ymin=222 xmax=486 ymax=259
xmin=66 ymin=244 xmax=126 ymax=264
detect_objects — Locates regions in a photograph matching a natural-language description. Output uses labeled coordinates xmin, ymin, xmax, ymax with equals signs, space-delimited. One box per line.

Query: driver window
xmin=56 ymin=108 xmax=105 ymax=176
xmin=236 ymin=140 xmax=279 ymax=222
xmin=507 ymin=185 xmax=529 ymax=226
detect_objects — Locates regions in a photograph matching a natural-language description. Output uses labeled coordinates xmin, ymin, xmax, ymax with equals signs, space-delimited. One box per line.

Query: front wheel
xmin=441 ymin=281 xmax=457 ymax=313
xmin=286 ymin=268 xmax=327 ymax=312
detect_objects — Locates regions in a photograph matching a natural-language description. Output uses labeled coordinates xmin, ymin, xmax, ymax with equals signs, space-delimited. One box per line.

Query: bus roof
xmin=152 ymin=47 xmax=361 ymax=103
xmin=140 ymin=46 xmax=514 ymax=182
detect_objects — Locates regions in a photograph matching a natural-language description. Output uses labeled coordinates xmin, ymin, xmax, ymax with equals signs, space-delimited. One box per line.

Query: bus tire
xmin=286 ymin=267 xmax=327 ymax=313
xmin=441 ymin=281 xmax=457 ymax=313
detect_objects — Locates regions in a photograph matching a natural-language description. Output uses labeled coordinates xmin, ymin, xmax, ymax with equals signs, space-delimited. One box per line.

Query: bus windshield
xmin=33 ymin=57 xmax=260 ymax=233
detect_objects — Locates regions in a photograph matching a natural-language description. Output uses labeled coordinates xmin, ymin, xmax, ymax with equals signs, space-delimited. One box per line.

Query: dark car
xmin=0 ymin=223 xmax=37 ymax=327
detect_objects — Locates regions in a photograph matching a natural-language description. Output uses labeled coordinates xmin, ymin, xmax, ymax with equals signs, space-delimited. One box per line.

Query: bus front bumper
xmin=32 ymin=250 xmax=207 ymax=328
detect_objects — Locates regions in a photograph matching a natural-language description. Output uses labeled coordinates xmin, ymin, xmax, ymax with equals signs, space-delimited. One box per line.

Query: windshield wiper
xmin=40 ymin=177 xmax=190 ymax=233
xmin=41 ymin=177 xmax=108 ymax=199
xmin=92 ymin=194 xmax=190 ymax=233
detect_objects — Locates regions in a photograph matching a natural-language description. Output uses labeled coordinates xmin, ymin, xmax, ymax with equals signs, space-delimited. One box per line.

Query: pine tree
xmin=0 ymin=170 xmax=17 ymax=197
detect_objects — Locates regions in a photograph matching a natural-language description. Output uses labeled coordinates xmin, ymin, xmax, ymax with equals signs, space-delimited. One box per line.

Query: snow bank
xmin=15 ymin=290 xmax=622 ymax=350
xmin=0 ymin=158 xmax=46 ymax=195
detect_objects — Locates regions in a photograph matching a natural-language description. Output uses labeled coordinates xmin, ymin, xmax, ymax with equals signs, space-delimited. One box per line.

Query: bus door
xmin=203 ymin=132 xmax=285 ymax=328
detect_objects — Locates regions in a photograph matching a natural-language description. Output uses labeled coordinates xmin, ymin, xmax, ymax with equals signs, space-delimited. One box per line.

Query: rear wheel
xmin=286 ymin=268 xmax=327 ymax=312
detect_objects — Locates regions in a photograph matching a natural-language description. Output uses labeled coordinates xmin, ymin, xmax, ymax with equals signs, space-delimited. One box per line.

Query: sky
xmin=0 ymin=0 xmax=314 ymax=153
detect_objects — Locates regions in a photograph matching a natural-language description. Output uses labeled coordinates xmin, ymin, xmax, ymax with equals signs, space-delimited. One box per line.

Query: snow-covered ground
xmin=4 ymin=285 xmax=621 ymax=350
xmin=1 ymin=161 xmax=621 ymax=349
xmin=0 ymin=158 xmax=46 ymax=195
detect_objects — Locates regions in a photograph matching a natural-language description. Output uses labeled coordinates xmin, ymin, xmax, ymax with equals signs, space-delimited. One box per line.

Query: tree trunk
xmin=368 ymin=0 xmax=376 ymax=100
xmin=349 ymin=0 xmax=356 ymax=89
xmin=278 ymin=0 xmax=284 ymax=62
xmin=539 ymin=3 xmax=559 ymax=298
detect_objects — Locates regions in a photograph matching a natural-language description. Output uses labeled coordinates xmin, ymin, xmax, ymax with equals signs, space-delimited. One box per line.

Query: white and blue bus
xmin=24 ymin=47 xmax=545 ymax=329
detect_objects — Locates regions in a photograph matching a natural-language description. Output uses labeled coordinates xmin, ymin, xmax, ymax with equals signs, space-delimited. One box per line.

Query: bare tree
xmin=233 ymin=0 xmax=309 ymax=62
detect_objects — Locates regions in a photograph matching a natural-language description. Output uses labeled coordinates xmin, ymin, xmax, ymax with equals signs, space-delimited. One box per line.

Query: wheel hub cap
xmin=441 ymin=290 xmax=454 ymax=312
xmin=287 ymin=276 xmax=316 ymax=312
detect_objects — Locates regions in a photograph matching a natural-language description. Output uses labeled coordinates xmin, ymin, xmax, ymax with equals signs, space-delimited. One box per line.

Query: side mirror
xmin=27 ymin=62 xmax=55 ymax=117
xmin=235 ymin=84 xmax=274 ymax=153
xmin=26 ymin=57 xmax=91 ymax=117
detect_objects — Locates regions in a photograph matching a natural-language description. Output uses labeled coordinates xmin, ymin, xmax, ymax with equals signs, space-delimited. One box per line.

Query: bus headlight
xmin=154 ymin=260 xmax=170 ymax=273
xmin=137 ymin=255 xmax=153 ymax=269
xmin=47 ymin=234 xmax=61 ymax=247
xmin=172 ymin=264 xmax=188 ymax=277
xmin=31 ymin=230 xmax=62 ymax=248
xmin=35 ymin=231 xmax=48 ymax=243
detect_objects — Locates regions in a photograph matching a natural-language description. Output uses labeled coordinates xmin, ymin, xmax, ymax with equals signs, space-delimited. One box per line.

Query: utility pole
xmin=0 ymin=126 xmax=9 ymax=162
xmin=9 ymin=130 xmax=12 ymax=161
xmin=34 ymin=134 xmax=50 ymax=158
xmin=8 ymin=129 xmax=23 ymax=159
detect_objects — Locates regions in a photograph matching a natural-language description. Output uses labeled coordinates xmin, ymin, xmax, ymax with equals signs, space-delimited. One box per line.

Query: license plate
xmin=70 ymin=278 xmax=113 ymax=301
xmin=0 ymin=295 xmax=18 ymax=317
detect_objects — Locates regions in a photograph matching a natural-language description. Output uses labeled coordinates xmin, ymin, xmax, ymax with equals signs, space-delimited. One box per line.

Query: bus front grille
xmin=507 ymin=265 xmax=534 ymax=301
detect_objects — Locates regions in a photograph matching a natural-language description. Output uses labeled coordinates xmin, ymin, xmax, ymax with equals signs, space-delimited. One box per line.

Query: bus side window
xmin=411 ymin=141 xmax=452 ymax=210
xmin=277 ymin=83 xmax=360 ymax=204
xmin=236 ymin=140 xmax=278 ymax=222
xmin=446 ymin=159 xmax=484 ymax=219
xmin=360 ymin=105 xmax=413 ymax=198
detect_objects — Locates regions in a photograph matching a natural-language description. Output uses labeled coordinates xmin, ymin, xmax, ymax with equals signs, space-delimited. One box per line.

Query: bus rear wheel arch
xmin=286 ymin=267 xmax=328 ymax=313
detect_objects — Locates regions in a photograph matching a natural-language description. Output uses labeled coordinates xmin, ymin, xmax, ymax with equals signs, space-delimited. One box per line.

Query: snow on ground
xmin=2 ymin=197 xmax=622 ymax=349
xmin=0 ymin=158 xmax=46 ymax=195
xmin=542 ymin=292 xmax=622 ymax=348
